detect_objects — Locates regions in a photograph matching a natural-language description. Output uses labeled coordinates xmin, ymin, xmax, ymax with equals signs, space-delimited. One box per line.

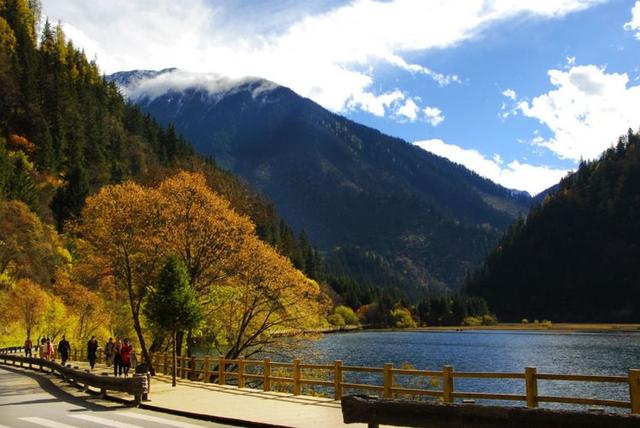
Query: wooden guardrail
xmin=341 ymin=395 xmax=640 ymax=428
xmin=4 ymin=345 xmax=638 ymax=414
xmin=0 ymin=349 xmax=147 ymax=404
xmin=142 ymin=351 xmax=640 ymax=414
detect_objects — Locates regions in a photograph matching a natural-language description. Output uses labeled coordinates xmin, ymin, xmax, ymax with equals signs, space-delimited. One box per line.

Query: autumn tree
xmin=9 ymin=278 xmax=47 ymax=339
xmin=205 ymin=238 xmax=327 ymax=360
xmin=76 ymin=172 xmax=327 ymax=368
xmin=157 ymin=171 xmax=255 ymax=354
xmin=75 ymin=182 xmax=166 ymax=366
xmin=0 ymin=200 xmax=67 ymax=287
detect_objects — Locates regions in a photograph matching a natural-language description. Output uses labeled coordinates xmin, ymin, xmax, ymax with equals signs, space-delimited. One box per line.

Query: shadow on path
xmin=0 ymin=365 xmax=129 ymax=413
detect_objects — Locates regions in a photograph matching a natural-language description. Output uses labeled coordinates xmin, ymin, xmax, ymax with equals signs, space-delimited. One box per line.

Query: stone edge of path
xmin=0 ymin=362 xmax=293 ymax=428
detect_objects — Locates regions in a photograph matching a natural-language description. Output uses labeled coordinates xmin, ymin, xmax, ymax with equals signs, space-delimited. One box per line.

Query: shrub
xmin=521 ymin=318 xmax=529 ymax=324
xmin=462 ymin=316 xmax=482 ymax=326
xmin=481 ymin=314 xmax=498 ymax=325
xmin=327 ymin=313 xmax=345 ymax=327
xmin=334 ymin=305 xmax=359 ymax=325
xmin=390 ymin=307 xmax=417 ymax=328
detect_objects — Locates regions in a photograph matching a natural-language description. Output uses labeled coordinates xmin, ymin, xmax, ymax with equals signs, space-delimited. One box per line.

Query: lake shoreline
xmin=318 ymin=323 xmax=640 ymax=336
xmin=404 ymin=323 xmax=640 ymax=333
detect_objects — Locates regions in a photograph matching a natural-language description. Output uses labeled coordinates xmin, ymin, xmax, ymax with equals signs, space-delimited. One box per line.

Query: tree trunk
xmin=172 ymin=331 xmax=177 ymax=387
xmin=132 ymin=312 xmax=153 ymax=373
xmin=175 ymin=330 xmax=183 ymax=356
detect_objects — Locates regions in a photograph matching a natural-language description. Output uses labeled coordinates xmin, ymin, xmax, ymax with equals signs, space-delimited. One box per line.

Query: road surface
xmin=0 ymin=366 xmax=238 ymax=428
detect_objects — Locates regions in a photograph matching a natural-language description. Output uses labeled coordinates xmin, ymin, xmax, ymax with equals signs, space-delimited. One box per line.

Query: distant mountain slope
xmin=110 ymin=69 xmax=532 ymax=291
xmin=467 ymin=130 xmax=640 ymax=322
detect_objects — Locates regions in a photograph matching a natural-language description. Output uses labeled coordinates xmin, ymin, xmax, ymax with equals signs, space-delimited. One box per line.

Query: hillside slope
xmin=111 ymin=69 xmax=532 ymax=291
xmin=466 ymin=130 xmax=640 ymax=322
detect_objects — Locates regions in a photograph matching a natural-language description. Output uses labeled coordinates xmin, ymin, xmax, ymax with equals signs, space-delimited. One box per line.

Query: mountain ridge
xmin=109 ymin=68 xmax=533 ymax=292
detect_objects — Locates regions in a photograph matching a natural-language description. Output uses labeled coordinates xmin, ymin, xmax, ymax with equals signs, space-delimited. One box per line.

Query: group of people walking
xmin=23 ymin=335 xmax=135 ymax=377
xmin=103 ymin=336 xmax=134 ymax=377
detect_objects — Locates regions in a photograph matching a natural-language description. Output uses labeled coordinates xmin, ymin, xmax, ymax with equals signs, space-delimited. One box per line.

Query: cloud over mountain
xmin=518 ymin=65 xmax=640 ymax=161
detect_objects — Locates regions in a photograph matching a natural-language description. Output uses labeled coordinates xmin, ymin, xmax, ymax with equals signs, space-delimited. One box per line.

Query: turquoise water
xmin=302 ymin=330 xmax=640 ymax=410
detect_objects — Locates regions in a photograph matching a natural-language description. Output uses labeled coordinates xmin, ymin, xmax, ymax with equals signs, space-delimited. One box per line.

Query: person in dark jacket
xmin=57 ymin=335 xmax=71 ymax=365
xmin=24 ymin=337 xmax=32 ymax=357
xmin=87 ymin=336 xmax=99 ymax=370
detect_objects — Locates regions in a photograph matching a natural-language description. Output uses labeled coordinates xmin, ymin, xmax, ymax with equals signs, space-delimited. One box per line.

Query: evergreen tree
xmin=6 ymin=151 xmax=37 ymax=211
xmin=144 ymin=255 xmax=202 ymax=386
xmin=50 ymin=164 xmax=89 ymax=230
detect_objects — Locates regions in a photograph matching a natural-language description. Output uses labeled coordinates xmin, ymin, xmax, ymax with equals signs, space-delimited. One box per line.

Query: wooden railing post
xmin=180 ymin=355 xmax=186 ymax=378
xmin=383 ymin=363 xmax=393 ymax=398
xmin=334 ymin=360 xmax=343 ymax=400
xmin=443 ymin=365 xmax=454 ymax=404
xmin=630 ymin=369 xmax=640 ymax=414
xmin=218 ymin=356 xmax=226 ymax=385
xmin=264 ymin=358 xmax=271 ymax=391
xmin=203 ymin=356 xmax=211 ymax=383
xmin=293 ymin=358 xmax=301 ymax=395
xmin=163 ymin=353 xmax=168 ymax=375
xmin=525 ymin=366 xmax=539 ymax=408
xmin=190 ymin=356 xmax=196 ymax=380
xmin=73 ymin=349 xmax=78 ymax=361
xmin=238 ymin=356 xmax=245 ymax=388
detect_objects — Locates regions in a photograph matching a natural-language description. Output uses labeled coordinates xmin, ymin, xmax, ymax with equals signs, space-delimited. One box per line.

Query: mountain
xmin=466 ymin=130 xmax=640 ymax=322
xmin=532 ymin=183 xmax=560 ymax=204
xmin=110 ymin=69 xmax=533 ymax=292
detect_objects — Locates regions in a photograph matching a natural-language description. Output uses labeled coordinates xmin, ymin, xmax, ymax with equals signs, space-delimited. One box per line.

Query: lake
xmin=300 ymin=330 xmax=640 ymax=410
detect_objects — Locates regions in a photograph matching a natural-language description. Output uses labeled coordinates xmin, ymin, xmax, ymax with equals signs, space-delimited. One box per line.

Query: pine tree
xmin=144 ymin=255 xmax=202 ymax=386
xmin=50 ymin=164 xmax=89 ymax=230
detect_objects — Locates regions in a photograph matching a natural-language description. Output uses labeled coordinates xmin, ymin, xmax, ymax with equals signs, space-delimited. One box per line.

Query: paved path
xmin=1 ymin=360 xmax=373 ymax=428
xmin=0 ymin=366 xmax=232 ymax=428
xmin=145 ymin=374 xmax=365 ymax=428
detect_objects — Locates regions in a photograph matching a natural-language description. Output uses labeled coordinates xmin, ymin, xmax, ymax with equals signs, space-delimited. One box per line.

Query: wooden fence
xmin=144 ymin=352 xmax=640 ymax=414
xmin=3 ymin=346 xmax=639 ymax=414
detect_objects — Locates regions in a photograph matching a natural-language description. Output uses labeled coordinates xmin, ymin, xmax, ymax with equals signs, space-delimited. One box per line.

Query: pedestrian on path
xmin=104 ymin=337 xmax=114 ymax=367
xmin=57 ymin=335 xmax=71 ymax=365
xmin=87 ymin=336 xmax=98 ymax=370
xmin=38 ymin=338 xmax=46 ymax=359
xmin=113 ymin=336 xmax=122 ymax=376
xmin=120 ymin=338 xmax=133 ymax=377
xmin=24 ymin=337 xmax=32 ymax=357
xmin=46 ymin=338 xmax=54 ymax=361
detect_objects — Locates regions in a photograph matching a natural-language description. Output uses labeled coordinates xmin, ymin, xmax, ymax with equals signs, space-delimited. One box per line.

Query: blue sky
xmin=42 ymin=0 xmax=640 ymax=194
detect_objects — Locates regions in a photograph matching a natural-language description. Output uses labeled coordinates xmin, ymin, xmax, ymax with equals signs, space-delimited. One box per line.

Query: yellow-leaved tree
xmin=75 ymin=171 xmax=327 ymax=369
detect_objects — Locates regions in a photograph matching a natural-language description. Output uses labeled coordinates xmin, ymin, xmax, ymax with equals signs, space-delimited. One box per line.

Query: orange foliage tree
xmin=75 ymin=171 xmax=327 ymax=368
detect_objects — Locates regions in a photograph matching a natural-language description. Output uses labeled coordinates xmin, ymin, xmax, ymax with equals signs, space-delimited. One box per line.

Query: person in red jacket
xmin=120 ymin=338 xmax=133 ymax=377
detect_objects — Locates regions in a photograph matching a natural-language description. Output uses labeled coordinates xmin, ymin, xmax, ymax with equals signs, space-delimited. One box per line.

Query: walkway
xmin=7 ymin=358 xmax=371 ymax=428
xmin=146 ymin=373 xmax=366 ymax=427
xmin=0 ymin=366 xmax=232 ymax=427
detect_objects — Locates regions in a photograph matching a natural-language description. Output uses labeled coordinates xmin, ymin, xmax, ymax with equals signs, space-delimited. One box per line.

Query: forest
xmin=466 ymin=129 xmax=640 ymax=322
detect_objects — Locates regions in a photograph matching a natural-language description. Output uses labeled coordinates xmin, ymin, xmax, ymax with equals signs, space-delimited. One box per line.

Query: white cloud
xmin=42 ymin=0 xmax=604 ymax=118
xmin=624 ymin=1 xmax=640 ymax=39
xmin=423 ymin=106 xmax=445 ymax=126
xmin=502 ymin=88 xmax=517 ymax=100
xmin=396 ymin=98 xmax=420 ymax=121
xmin=346 ymin=89 xmax=405 ymax=117
xmin=518 ymin=65 xmax=640 ymax=160
xmin=122 ymin=69 xmax=280 ymax=101
xmin=414 ymin=139 xmax=569 ymax=194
